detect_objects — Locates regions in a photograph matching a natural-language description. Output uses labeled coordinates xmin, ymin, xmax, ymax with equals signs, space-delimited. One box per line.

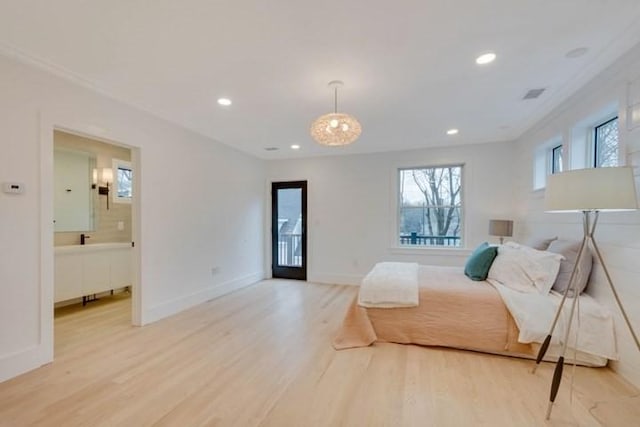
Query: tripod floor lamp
xmin=532 ymin=167 xmax=640 ymax=420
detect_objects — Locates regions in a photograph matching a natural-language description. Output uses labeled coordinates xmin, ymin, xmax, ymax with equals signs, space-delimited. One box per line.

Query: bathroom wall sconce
xmin=98 ymin=167 xmax=113 ymax=209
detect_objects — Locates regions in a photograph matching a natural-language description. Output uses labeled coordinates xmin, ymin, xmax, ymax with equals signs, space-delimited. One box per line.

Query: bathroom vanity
xmin=54 ymin=243 xmax=132 ymax=303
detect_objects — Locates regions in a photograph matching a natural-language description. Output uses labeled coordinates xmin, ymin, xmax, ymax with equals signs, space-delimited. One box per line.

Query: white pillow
xmin=488 ymin=242 xmax=564 ymax=294
xmin=522 ymin=236 xmax=557 ymax=251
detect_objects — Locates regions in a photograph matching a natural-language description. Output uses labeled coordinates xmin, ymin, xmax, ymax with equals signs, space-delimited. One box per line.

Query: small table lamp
xmin=534 ymin=166 xmax=639 ymax=420
xmin=489 ymin=219 xmax=513 ymax=244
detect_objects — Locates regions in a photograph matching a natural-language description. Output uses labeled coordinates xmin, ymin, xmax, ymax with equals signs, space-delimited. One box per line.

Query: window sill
xmin=389 ymin=246 xmax=472 ymax=257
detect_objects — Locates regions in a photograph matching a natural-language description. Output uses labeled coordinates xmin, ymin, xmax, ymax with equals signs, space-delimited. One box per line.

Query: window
xmin=551 ymin=145 xmax=563 ymax=174
xmin=594 ymin=117 xmax=619 ymax=167
xmin=533 ymin=136 xmax=562 ymax=190
xmin=398 ymin=166 xmax=462 ymax=247
xmin=112 ymin=159 xmax=132 ymax=203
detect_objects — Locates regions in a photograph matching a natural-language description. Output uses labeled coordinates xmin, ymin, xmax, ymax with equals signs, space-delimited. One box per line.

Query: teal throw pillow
xmin=464 ymin=242 xmax=498 ymax=281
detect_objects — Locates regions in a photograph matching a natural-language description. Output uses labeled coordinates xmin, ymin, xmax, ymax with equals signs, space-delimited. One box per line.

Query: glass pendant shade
xmin=310 ymin=80 xmax=361 ymax=146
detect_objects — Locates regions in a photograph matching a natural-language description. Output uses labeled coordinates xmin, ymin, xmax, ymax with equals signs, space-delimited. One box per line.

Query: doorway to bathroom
xmin=52 ymin=129 xmax=138 ymax=358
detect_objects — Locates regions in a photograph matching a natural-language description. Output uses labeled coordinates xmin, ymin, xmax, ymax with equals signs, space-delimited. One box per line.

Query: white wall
xmin=0 ymin=53 xmax=265 ymax=382
xmin=267 ymin=141 xmax=516 ymax=285
xmin=512 ymin=42 xmax=640 ymax=387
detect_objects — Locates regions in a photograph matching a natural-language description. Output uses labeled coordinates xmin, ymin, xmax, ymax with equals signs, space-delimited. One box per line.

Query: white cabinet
xmin=110 ymin=249 xmax=132 ymax=289
xmin=82 ymin=252 xmax=112 ymax=295
xmin=54 ymin=243 xmax=132 ymax=303
xmin=54 ymin=253 xmax=83 ymax=302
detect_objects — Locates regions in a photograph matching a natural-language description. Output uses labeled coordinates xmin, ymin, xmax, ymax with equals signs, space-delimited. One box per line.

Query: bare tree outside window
xmin=117 ymin=167 xmax=133 ymax=198
xmin=398 ymin=166 xmax=462 ymax=247
xmin=595 ymin=117 xmax=618 ymax=168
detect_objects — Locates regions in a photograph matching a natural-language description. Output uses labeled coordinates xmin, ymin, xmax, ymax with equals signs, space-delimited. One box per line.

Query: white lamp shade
xmin=545 ymin=167 xmax=638 ymax=212
xmin=101 ymin=167 xmax=113 ymax=184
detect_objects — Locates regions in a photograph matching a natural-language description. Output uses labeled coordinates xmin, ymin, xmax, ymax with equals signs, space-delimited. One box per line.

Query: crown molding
xmin=0 ymin=40 xmax=234 ymax=151
xmin=512 ymin=16 xmax=640 ymax=139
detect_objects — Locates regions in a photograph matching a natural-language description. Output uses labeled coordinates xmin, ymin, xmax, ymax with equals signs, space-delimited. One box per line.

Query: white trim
xmin=37 ymin=113 xmax=144 ymax=373
xmin=130 ymin=147 xmax=142 ymax=327
xmin=0 ymin=40 xmax=232 ymax=155
xmin=1 ymin=112 xmax=58 ymax=383
xmin=512 ymin=18 xmax=640 ymax=139
xmin=533 ymin=135 xmax=563 ymax=190
xmin=264 ymin=180 xmax=273 ymax=278
xmin=0 ymin=345 xmax=50 ymax=383
xmin=142 ymin=272 xmax=264 ymax=324
xmin=38 ymin=111 xmax=54 ymax=374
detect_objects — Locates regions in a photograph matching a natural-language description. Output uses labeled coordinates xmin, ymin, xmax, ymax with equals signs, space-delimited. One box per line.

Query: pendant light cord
xmin=334 ymin=86 xmax=338 ymax=114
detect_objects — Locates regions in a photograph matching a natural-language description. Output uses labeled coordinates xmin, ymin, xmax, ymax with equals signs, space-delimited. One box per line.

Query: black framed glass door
xmin=271 ymin=181 xmax=307 ymax=280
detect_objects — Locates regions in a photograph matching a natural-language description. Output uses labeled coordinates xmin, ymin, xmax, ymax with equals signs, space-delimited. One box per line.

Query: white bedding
xmin=358 ymin=262 xmax=419 ymax=308
xmin=489 ymin=279 xmax=617 ymax=360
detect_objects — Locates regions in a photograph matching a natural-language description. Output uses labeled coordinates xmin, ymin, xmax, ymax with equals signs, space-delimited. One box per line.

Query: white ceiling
xmin=2 ymin=0 xmax=640 ymax=159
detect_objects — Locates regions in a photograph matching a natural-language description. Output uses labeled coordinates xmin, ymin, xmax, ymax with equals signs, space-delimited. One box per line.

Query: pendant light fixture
xmin=310 ymin=80 xmax=362 ymax=146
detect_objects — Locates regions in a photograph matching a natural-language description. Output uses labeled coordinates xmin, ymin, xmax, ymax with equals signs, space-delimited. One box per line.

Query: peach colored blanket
xmin=333 ymin=265 xmax=533 ymax=356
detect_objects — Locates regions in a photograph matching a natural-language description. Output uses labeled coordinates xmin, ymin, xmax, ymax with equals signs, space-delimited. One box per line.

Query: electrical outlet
xmin=2 ymin=182 xmax=24 ymax=194
xmin=211 ymin=267 xmax=219 ymax=275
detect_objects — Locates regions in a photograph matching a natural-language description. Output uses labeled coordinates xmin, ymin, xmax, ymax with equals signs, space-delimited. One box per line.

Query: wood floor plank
xmin=0 ymin=279 xmax=638 ymax=426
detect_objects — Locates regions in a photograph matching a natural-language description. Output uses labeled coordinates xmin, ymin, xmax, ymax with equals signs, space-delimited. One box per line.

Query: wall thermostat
xmin=2 ymin=182 xmax=25 ymax=194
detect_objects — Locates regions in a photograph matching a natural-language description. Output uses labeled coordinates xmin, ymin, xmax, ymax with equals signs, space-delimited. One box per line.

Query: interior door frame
xmin=271 ymin=181 xmax=307 ymax=280
xmin=40 ymin=113 xmax=142 ymax=365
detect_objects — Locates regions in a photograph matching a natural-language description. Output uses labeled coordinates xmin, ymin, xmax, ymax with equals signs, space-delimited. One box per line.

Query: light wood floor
xmin=1 ymin=280 xmax=639 ymax=426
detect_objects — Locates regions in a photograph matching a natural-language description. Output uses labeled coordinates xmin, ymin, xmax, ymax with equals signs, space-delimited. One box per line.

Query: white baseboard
xmin=142 ymin=271 xmax=265 ymax=324
xmin=0 ymin=344 xmax=51 ymax=384
xmin=309 ymin=273 xmax=363 ymax=286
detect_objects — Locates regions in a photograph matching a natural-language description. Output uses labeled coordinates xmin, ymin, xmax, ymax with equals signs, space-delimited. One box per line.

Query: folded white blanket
xmin=358 ymin=262 xmax=419 ymax=308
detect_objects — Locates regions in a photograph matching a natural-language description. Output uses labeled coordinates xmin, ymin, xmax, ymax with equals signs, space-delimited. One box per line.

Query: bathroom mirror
xmin=54 ymin=148 xmax=96 ymax=232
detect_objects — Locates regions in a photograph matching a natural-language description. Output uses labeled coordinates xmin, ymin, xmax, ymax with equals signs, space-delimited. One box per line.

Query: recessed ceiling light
xmin=217 ymin=98 xmax=232 ymax=106
xmin=291 ymin=144 xmax=300 ymax=150
xmin=565 ymin=47 xmax=589 ymax=59
xmin=475 ymin=52 xmax=496 ymax=65
xmin=446 ymin=129 xmax=459 ymax=135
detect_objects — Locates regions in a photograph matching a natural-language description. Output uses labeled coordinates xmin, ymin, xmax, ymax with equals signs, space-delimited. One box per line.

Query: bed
xmin=333 ymin=264 xmax=614 ymax=367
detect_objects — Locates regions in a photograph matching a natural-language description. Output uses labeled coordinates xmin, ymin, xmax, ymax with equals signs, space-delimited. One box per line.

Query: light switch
xmin=3 ymin=182 xmax=24 ymax=194
xmin=117 ymin=221 xmax=125 ymax=231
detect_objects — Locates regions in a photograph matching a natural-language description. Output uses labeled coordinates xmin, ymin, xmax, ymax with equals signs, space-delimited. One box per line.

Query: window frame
xmin=533 ymin=136 xmax=563 ymax=190
xmin=551 ymin=144 xmax=563 ymax=175
xmin=112 ymin=158 xmax=133 ymax=204
xmin=396 ymin=164 xmax=464 ymax=249
xmin=593 ymin=116 xmax=619 ymax=168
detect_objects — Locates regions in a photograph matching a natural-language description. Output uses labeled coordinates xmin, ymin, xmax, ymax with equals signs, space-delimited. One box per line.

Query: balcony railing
xmin=399 ymin=232 xmax=460 ymax=247
xmin=278 ymin=233 xmax=302 ymax=266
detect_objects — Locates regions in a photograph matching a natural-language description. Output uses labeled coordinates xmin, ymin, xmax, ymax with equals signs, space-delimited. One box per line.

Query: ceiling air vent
xmin=264 ymin=147 xmax=279 ymax=151
xmin=523 ymin=88 xmax=546 ymax=100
